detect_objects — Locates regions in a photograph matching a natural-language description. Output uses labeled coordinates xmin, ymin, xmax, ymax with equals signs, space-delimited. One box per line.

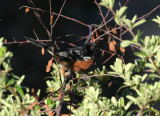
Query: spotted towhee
xmin=25 ymin=37 xmax=97 ymax=72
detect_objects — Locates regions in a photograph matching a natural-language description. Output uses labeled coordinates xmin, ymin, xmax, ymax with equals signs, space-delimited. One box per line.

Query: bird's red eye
xmin=90 ymin=46 xmax=93 ymax=49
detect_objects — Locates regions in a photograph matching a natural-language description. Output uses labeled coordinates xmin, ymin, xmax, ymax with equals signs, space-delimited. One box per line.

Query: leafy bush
xmin=0 ymin=37 xmax=41 ymax=115
xmin=1 ymin=0 xmax=160 ymax=116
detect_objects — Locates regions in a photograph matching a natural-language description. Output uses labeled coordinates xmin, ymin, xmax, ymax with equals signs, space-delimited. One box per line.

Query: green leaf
xmin=107 ymin=71 xmax=119 ymax=75
xmin=136 ymin=29 xmax=141 ymax=43
xmin=34 ymin=105 xmax=39 ymax=112
xmin=118 ymin=6 xmax=127 ymax=17
xmin=0 ymin=98 xmax=12 ymax=109
xmin=98 ymin=100 xmax=105 ymax=108
xmin=156 ymin=15 xmax=160 ymax=19
xmin=89 ymin=86 xmax=95 ymax=94
xmin=142 ymin=74 xmax=148 ymax=82
xmin=134 ymin=88 xmax=142 ymax=96
xmin=145 ymin=63 xmax=155 ymax=69
xmin=153 ymin=46 xmax=160 ymax=54
xmin=124 ymin=19 xmax=132 ymax=28
xmin=134 ymin=52 xmax=147 ymax=58
xmin=99 ymin=0 xmax=115 ymax=9
xmin=109 ymin=0 xmax=115 ymax=9
xmin=144 ymin=36 xmax=150 ymax=48
xmin=126 ymin=95 xmax=138 ymax=105
xmin=99 ymin=0 xmax=108 ymax=8
xmin=124 ymin=101 xmax=133 ymax=110
xmin=16 ymin=75 xmax=25 ymax=85
xmin=0 ymin=46 xmax=7 ymax=57
xmin=142 ymin=48 xmax=152 ymax=57
xmin=133 ymin=33 xmax=139 ymax=43
xmin=47 ymin=98 xmax=52 ymax=106
xmin=152 ymin=19 xmax=160 ymax=24
xmin=132 ymin=19 xmax=146 ymax=28
xmin=152 ymin=15 xmax=160 ymax=25
xmin=125 ymin=63 xmax=135 ymax=72
xmin=0 ymin=37 xmax=4 ymax=48
xmin=126 ymin=110 xmax=139 ymax=116
xmin=131 ymin=15 xmax=137 ymax=23
xmin=15 ymin=85 xmax=24 ymax=97
xmin=95 ymin=88 xmax=99 ymax=101
xmin=121 ymin=40 xmax=135 ymax=47
xmin=111 ymin=97 xmax=117 ymax=106
xmin=46 ymin=80 xmax=52 ymax=87
xmin=148 ymin=74 xmax=160 ymax=78
xmin=117 ymin=85 xmax=130 ymax=93
xmin=6 ymin=79 xmax=16 ymax=87
xmin=88 ymin=103 xmax=94 ymax=109
xmin=119 ymin=97 xmax=124 ymax=106
xmin=114 ymin=16 xmax=120 ymax=25
xmin=114 ymin=58 xmax=123 ymax=74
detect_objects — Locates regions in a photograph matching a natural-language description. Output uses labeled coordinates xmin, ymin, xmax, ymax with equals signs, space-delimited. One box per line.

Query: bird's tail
xmin=25 ymin=36 xmax=53 ymax=55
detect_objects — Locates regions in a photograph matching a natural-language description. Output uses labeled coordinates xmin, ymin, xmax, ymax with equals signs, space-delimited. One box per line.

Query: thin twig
xmin=73 ymin=73 xmax=120 ymax=80
xmin=102 ymin=53 xmax=116 ymax=65
xmin=33 ymin=29 xmax=39 ymax=40
xmin=150 ymin=57 xmax=160 ymax=75
xmin=84 ymin=24 xmax=95 ymax=44
xmin=49 ymin=0 xmax=53 ymax=35
xmin=94 ymin=0 xmax=108 ymax=30
xmin=52 ymin=0 xmax=67 ymax=29
xmin=56 ymin=73 xmax=72 ymax=116
xmin=19 ymin=6 xmax=89 ymax=28
xmin=28 ymin=0 xmax=52 ymax=40
xmin=137 ymin=4 xmax=160 ymax=20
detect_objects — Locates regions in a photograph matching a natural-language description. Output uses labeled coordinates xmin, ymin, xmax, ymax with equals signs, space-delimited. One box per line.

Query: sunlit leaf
xmin=15 ymin=85 xmax=24 ymax=97
xmin=131 ymin=15 xmax=137 ymax=23
xmin=121 ymin=40 xmax=135 ymax=47
xmin=118 ymin=6 xmax=127 ymax=17
xmin=132 ymin=19 xmax=146 ymax=28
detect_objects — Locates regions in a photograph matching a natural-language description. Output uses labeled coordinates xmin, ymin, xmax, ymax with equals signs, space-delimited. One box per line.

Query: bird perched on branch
xmin=25 ymin=37 xmax=97 ymax=72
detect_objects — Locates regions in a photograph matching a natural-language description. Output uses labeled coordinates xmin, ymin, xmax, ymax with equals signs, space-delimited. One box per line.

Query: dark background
xmin=1 ymin=0 xmax=160 ymax=97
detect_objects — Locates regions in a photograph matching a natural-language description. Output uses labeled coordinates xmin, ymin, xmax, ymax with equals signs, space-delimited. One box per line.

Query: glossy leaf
xmin=15 ymin=85 xmax=24 ymax=97
xmin=132 ymin=19 xmax=146 ymax=28
xmin=121 ymin=40 xmax=135 ymax=48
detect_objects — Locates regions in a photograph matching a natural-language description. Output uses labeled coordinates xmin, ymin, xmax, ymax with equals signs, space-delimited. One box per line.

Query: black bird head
xmin=85 ymin=43 xmax=98 ymax=56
